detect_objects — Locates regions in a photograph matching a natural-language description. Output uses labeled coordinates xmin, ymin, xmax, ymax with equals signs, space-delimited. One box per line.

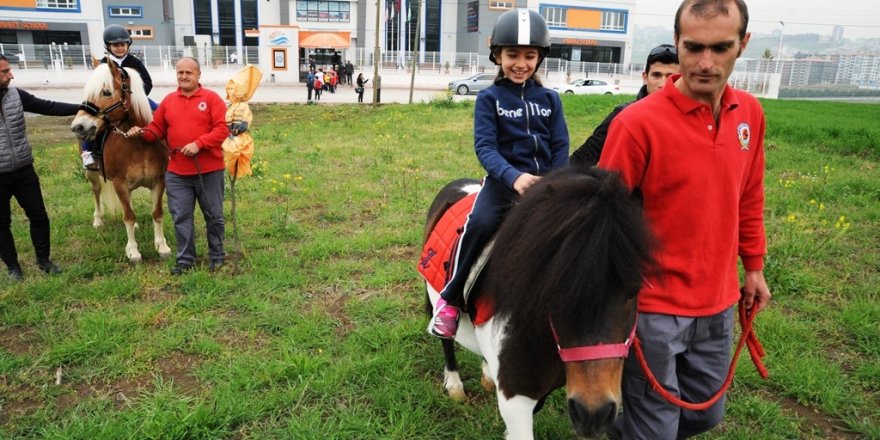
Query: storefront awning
xmin=299 ymin=31 xmax=350 ymax=48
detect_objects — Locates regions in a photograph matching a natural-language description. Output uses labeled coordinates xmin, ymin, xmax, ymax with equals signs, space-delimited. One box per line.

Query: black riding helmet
xmin=488 ymin=9 xmax=551 ymax=65
xmin=103 ymin=24 xmax=132 ymax=51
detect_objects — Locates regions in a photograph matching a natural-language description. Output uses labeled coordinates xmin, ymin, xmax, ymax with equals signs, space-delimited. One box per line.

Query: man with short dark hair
xmin=0 ymin=53 xmax=79 ymax=280
xmin=599 ymin=0 xmax=771 ymax=438
xmin=570 ymin=44 xmax=678 ymax=168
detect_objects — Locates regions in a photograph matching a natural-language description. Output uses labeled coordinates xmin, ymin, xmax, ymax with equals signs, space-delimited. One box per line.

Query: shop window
xmin=296 ymin=1 xmax=351 ymax=22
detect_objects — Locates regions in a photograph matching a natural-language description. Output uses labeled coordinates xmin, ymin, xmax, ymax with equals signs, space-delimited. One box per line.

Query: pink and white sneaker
xmin=428 ymin=298 xmax=461 ymax=339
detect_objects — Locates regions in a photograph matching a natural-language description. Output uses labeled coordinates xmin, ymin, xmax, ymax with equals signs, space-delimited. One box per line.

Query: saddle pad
xmin=417 ymin=192 xmax=477 ymax=293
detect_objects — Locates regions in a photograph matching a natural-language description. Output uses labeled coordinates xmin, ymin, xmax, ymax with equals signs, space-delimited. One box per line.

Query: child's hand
xmin=513 ymin=173 xmax=540 ymax=195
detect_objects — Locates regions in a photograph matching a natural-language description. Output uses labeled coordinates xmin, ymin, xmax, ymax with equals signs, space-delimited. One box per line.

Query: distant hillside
xmin=631 ymin=25 xmax=880 ymax=62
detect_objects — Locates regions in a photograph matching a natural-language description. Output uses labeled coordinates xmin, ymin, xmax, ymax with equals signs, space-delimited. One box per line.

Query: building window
xmin=127 ymin=27 xmax=153 ymax=39
xmin=109 ymin=6 xmax=143 ymax=17
xmin=601 ymin=11 xmax=625 ymax=31
xmin=295 ymin=1 xmax=351 ymax=22
xmin=489 ymin=1 xmax=515 ymax=9
xmin=543 ymin=7 xmax=566 ymax=27
xmin=36 ymin=0 xmax=78 ymax=9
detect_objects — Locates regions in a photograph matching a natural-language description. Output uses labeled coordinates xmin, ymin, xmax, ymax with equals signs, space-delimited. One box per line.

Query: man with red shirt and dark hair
xmin=128 ymin=57 xmax=229 ymax=275
xmin=599 ymin=0 xmax=772 ymax=438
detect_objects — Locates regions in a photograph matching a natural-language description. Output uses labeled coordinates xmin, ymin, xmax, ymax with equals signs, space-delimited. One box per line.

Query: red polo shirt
xmin=599 ymin=74 xmax=767 ymax=317
xmin=143 ymin=84 xmax=229 ymax=176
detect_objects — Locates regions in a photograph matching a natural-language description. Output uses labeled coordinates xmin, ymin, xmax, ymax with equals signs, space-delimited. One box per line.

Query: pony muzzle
xmin=564 ymin=359 xmax=624 ymax=437
xmin=70 ymin=117 xmax=99 ymax=141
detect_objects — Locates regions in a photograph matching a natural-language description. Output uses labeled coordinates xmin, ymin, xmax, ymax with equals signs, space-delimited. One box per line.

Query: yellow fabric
xmin=223 ymin=65 xmax=262 ymax=178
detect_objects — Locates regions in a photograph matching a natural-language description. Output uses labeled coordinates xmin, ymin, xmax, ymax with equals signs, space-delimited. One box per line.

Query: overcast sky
xmin=633 ymin=0 xmax=880 ymax=39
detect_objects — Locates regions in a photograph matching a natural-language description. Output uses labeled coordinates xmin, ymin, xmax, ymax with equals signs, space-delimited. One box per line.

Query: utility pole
xmin=372 ymin=0 xmax=381 ymax=106
xmin=408 ymin=0 xmax=422 ymax=104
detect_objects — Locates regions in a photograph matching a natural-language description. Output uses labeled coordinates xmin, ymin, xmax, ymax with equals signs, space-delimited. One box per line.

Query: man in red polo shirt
xmin=598 ymin=0 xmax=772 ymax=438
xmin=128 ymin=57 xmax=229 ymax=274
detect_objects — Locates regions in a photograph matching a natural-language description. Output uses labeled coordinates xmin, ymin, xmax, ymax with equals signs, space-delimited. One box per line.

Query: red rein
xmin=634 ymin=298 xmax=769 ymax=411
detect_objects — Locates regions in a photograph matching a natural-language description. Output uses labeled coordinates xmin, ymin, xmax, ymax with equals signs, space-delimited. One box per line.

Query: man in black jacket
xmin=570 ymin=44 xmax=679 ymax=168
xmin=0 ymin=53 xmax=80 ymax=280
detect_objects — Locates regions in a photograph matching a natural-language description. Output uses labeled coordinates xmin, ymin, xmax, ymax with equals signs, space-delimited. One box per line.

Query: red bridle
xmin=551 ymin=320 xmax=637 ymax=362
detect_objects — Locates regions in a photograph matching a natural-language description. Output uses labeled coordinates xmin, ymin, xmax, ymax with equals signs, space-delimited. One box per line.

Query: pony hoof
xmin=127 ymin=250 xmax=142 ymax=263
xmin=92 ymin=219 xmax=104 ymax=228
xmin=481 ymin=374 xmax=496 ymax=392
xmin=448 ymin=388 xmax=467 ymax=402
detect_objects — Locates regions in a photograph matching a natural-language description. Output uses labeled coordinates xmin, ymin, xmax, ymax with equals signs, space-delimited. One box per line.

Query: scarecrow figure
xmin=222 ymin=65 xmax=263 ymax=263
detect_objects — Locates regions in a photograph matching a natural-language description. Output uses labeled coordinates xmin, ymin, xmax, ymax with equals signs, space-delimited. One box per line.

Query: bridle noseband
xmin=551 ymin=319 xmax=637 ymax=362
xmin=79 ymin=65 xmax=132 ymax=133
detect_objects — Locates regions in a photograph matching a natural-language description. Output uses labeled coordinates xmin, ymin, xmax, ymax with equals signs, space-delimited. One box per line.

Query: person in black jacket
xmin=0 ymin=54 xmax=80 ymax=280
xmin=569 ymin=44 xmax=679 ymax=168
xmin=81 ymin=24 xmax=156 ymax=170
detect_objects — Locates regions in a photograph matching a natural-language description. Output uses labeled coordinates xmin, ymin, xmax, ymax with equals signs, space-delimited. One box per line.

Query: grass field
xmin=1 ymin=94 xmax=878 ymax=439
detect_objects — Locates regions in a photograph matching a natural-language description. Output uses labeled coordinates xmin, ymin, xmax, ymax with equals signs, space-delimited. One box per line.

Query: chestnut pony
xmin=70 ymin=60 xmax=170 ymax=263
xmin=422 ymin=167 xmax=653 ymax=439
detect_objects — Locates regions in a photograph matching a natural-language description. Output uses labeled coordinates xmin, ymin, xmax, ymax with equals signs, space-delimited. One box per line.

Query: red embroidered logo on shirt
xmin=737 ymin=122 xmax=750 ymax=151
xmin=198 ymin=102 xmax=207 ymax=111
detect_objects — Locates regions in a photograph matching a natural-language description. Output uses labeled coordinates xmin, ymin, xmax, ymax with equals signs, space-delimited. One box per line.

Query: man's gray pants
xmin=165 ymin=170 xmax=225 ymax=266
xmin=614 ymin=306 xmax=734 ymax=440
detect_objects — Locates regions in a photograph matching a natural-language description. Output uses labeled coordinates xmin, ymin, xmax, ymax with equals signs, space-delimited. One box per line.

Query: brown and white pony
xmin=70 ymin=60 xmax=170 ymax=263
xmin=422 ymin=167 xmax=654 ymax=439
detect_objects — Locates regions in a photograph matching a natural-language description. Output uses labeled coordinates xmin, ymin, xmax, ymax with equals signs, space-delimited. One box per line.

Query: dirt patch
xmin=773 ymin=395 xmax=859 ymax=439
xmin=51 ymin=352 xmax=204 ymax=413
xmin=216 ymin=328 xmax=271 ymax=352
xmin=0 ymin=325 xmax=40 ymax=356
xmin=308 ymin=284 xmax=359 ymax=337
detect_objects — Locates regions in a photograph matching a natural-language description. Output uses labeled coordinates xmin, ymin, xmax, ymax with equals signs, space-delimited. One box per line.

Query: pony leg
xmin=481 ymin=359 xmax=496 ymax=392
xmin=151 ymin=186 xmax=171 ymax=259
xmin=442 ymin=339 xmax=466 ymax=401
xmin=114 ymin=182 xmax=141 ymax=263
xmin=89 ymin=172 xmax=104 ymax=228
xmin=497 ymin=394 xmax=539 ymax=440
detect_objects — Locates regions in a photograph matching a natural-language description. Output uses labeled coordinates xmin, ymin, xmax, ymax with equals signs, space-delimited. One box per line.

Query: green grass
xmin=1 ymin=96 xmax=878 ymax=439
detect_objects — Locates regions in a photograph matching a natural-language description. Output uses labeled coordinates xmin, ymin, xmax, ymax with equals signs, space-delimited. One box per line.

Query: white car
xmin=554 ymin=79 xmax=619 ymax=95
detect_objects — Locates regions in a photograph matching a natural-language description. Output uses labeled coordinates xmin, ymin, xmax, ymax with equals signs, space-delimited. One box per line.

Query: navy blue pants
xmin=439 ymin=177 xmax=517 ymax=305
xmin=0 ymin=165 xmax=52 ymax=269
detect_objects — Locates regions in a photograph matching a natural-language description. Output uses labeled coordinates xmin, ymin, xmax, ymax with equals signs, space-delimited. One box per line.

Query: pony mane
xmin=83 ymin=63 xmax=153 ymax=125
xmin=484 ymin=167 xmax=654 ymax=339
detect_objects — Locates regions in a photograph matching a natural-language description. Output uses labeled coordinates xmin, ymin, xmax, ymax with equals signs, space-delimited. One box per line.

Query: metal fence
xmin=1 ymin=42 xmax=785 ymax=97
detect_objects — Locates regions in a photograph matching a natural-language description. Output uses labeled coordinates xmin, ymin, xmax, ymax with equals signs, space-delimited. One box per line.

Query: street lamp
xmin=775 ymin=21 xmax=785 ymax=74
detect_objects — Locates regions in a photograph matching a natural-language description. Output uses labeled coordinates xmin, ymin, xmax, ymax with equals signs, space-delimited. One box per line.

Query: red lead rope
xmin=633 ymin=298 xmax=769 ymax=411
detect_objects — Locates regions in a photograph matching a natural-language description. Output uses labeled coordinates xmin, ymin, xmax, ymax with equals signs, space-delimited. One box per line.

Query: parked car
xmin=448 ymin=73 xmax=496 ymax=95
xmin=553 ymin=78 xmax=619 ymax=95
